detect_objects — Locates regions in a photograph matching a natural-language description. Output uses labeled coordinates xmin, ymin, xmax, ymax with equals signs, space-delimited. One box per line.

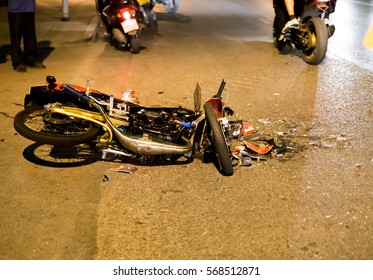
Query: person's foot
xmin=26 ymin=62 xmax=46 ymax=69
xmin=282 ymin=18 xmax=299 ymax=33
xmin=14 ymin=63 xmax=27 ymax=72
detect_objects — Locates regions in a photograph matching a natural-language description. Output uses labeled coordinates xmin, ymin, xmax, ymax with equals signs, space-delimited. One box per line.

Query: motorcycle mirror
xmin=194 ymin=83 xmax=201 ymax=113
xmin=46 ymin=75 xmax=56 ymax=84
xmin=46 ymin=75 xmax=57 ymax=90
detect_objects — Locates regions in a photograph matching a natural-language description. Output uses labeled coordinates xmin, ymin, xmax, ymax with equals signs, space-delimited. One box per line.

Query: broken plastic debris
xmin=241 ymin=122 xmax=256 ymax=136
xmin=110 ymin=165 xmax=138 ymax=174
xmin=271 ymin=141 xmax=287 ymax=157
xmin=244 ymin=140 xmax=273 ymax=155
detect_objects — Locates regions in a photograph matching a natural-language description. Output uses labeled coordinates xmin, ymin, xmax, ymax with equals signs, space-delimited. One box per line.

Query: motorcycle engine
xmin=127 ymin=107 xmax=194 ymax=142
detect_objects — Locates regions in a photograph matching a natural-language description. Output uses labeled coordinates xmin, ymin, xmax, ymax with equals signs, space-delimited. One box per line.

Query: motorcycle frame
xmin=39 ymin=82 xmax=222 ymax=157
xmin=301 ymin=0 xmax=333 ymax=23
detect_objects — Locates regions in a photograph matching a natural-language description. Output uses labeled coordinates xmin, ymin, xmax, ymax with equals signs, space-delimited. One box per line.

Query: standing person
xmin=7 ymin=0 xmax=45 ymax=72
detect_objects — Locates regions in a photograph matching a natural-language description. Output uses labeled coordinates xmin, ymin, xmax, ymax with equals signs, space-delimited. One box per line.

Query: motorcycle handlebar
xmin=62 ymin=85 xmax=94 ymax=105
xmin=214 ymin=79 xmax=226 ymax=98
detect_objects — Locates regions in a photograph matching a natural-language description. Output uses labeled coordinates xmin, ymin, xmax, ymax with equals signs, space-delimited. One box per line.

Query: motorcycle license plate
xmin=137 ymin=0 xmax=150 ymax=5
xmin=121 ymin=19 xmax=139 ymax=33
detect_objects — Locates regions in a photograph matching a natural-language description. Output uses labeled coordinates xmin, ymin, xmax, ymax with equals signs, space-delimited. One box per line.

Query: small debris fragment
xmin=110 ymin=164 xmax=138 ymax=174
xmin=121 ymin=89 xmax=139 ymax=103
xmin=102 ymin=175 xmax=110 ymax=182
xmin=240 ymin=157 xmax=252 ymax=167
xmin=257 ymin=118 xmax=270 ymax=124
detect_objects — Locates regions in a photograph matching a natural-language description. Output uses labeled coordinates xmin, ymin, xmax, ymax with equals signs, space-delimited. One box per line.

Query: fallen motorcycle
xmin=95 ymin=0 xmax=155 ymax=54
xmin=273 ymin=0 xmax=336 ymax=65
xmin=14 ymin=76 xmax=235 ymax=176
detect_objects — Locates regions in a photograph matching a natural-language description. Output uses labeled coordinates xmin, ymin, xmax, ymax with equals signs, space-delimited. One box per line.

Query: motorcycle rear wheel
xmin=204 ymin=102 xmax=233 ymax=176
xmin=302 ymin=17 xmax=328 ymax=65
xmin=14 ymin=106 xmax=100 ymax=145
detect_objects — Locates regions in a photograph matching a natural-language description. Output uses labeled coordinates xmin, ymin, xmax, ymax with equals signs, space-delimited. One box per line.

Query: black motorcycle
xmin=95 ymin=0 xmax=156 ymax=54
xmin=273 ymin=0 xmax=336 ymax=65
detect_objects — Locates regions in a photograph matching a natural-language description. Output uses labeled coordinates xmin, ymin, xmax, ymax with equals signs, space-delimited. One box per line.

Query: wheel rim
xmin=25 ymin=109 xmax=93 ymax=136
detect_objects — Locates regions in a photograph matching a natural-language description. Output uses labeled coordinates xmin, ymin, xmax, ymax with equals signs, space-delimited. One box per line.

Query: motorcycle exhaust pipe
xmin=92 ymin=102 xmax=193 ymax=156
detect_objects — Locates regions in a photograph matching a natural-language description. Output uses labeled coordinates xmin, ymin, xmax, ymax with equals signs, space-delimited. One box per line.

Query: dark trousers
xmin=8 ymin=12 xmax=38 ymax=68
xmin=273 ymin=0 xmax=305 ymax=39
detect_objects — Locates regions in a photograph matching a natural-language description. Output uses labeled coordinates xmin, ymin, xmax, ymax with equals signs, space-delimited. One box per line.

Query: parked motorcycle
xmin=153 ymin=0 xmax=179 ymax=13
xmin=13 ymin=76 xmax=235 ymax=176
xmin=95 ymin=0 xmax=156 ymax=54
xmin=273 ymin=0 xmax=336 ymax=65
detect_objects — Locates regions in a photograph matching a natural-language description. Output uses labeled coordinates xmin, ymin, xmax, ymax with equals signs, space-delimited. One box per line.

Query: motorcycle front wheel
xmin=204 ymin=102 xmax=233 ymax=176
xmin=14 ymin=106 xmax=100 ymax=145
xmin=301 ymin=17 xmax=328 ymax=65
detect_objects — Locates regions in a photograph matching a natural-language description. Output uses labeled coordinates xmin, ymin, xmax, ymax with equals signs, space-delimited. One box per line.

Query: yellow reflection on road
xmin=364 ymin=24 xmax=373 ymax=49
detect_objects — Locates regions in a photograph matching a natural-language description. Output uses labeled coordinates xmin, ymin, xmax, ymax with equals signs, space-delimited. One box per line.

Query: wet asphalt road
xmin=0 ymin=0 xmax=372 ymax=260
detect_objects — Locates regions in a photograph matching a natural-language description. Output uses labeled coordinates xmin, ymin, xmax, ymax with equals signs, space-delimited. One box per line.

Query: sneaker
xmin=282 ymin=18 xmax=299 ymax=33
xmin=15 ymin=63 xmax=27 ymax=72
xmin=26 ymin=62 xmax=46 ymax=69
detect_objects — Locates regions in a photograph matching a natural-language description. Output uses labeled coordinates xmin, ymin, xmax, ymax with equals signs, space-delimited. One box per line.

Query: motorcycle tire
xmin=143 ymin=4 xmax=157 ymax=28
xmin=129 ymin=35 xmax=140 ymax=54
xmin=14 ymin=106 xmax=100 ymax=146
xmin=204 ymin=102 xmax=233 ymax=176
xmin=302 ymin=17 xmax=328 ymax=65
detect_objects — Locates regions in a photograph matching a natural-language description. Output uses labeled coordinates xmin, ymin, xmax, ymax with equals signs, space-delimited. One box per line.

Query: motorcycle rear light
xmin=122 ymin=11 xmax=131 ymax=20
xmin=118 ymin=8 xmax=134 ymax=20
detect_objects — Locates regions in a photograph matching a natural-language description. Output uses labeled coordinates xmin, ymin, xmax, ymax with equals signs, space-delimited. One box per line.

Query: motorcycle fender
xmin=24 ymin=84 xmax=65 ymax=108
xmin=190 ymin=113 xmax=207 ymax=154
xmin=206 ymin=98 xmax=223 ymax=118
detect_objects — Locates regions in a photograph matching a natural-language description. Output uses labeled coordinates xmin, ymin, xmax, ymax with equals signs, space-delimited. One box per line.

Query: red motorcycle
xmin=96 ymin=0 xmax=156 ymax=54
xmin=14 ymin=76 xmax=235 ymax=176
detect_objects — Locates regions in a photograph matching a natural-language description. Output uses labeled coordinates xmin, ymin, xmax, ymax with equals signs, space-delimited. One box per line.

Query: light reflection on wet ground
xmin=328 ymin=0 xmax=373 ymax=72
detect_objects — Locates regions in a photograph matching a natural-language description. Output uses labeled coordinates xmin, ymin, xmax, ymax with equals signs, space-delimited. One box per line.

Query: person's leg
xmin=284 ymin=0 xmax=295 ymax=16
xmin=8 ymin=12 xmax=25 ymax=70
xmin=273 ymin=0 xmax=288 ymax=40
xmin=282 ymin=0 xmax=299 ymax=32
xmin=23 ymin=12 xmax=38 ymax=66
